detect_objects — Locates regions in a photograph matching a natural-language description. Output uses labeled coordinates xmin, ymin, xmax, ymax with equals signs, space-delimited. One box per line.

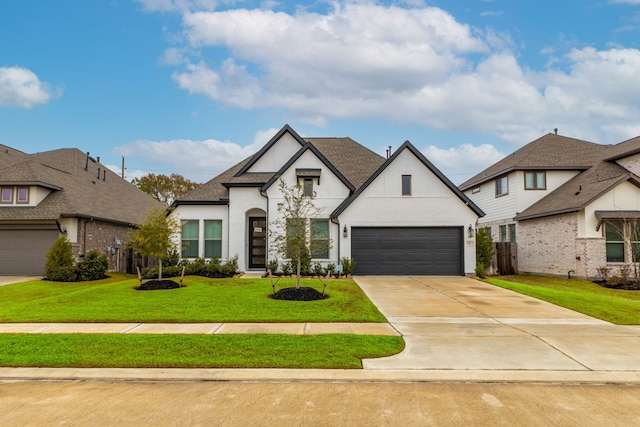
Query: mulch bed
xmin=593 ymin=280 xmax=640 ymax=290
xmin=136 ymin=279 xmax=181 ymax=291
xmin=269 ymin=287 xmax=328 ymax=301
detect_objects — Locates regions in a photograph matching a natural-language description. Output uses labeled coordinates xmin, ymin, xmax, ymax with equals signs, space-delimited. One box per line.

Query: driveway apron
xmin=355 ymin=276 xmax=640 ymax=372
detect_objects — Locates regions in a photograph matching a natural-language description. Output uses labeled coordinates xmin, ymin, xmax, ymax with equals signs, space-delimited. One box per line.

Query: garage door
xmin=0 ymin=226 xmax=59 ymax=275
xmin=351 ymin=227 xmax=463 ymax=275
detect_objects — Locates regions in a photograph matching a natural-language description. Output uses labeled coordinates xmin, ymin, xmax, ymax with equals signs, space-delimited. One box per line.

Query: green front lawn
xmin=0 ymin=274 xmax=386 ymax=323
xmin=486 ymin=275 xmax=640 ymax=324
xmin=0 ymin=334 xmax=404 ymax=369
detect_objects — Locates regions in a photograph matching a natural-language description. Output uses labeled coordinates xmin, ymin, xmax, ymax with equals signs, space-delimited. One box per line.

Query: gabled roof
xmin=262 ymin=142 xmax=356 ymax=192
xmin=332 ymin=141 xmax=484 ymax=218
xmin=0 ymin=147 xmax=163 ymax=224
xmin=459 ymin=133 xmax=605 ymax=191
xmin=174 ymin=125 xmax=385 ymax=206
xmin=515 ymin=161 xmax=640 ymax=221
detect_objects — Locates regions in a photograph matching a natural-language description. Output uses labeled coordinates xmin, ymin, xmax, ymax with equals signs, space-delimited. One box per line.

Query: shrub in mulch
xmin=593 ymin=280 xmax=640 ymax=291
xmin=136 ymin=279 xmax=181 ymax=291
xmin=269 ymin=287 xmax=328 ymax=301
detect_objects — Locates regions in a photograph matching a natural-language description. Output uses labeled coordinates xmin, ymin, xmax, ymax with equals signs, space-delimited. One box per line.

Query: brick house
xmin=0 ymin=144 xmax=163 ymax=275
xmin=460 ymin=132 xmax=640 ymax=279
xmin=171 ymin=124 xmax=484 ymax=275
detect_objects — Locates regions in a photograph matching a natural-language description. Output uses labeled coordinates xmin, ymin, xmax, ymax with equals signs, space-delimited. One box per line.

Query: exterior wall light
xmin=468 ymin=225 xmax=474 ymax=238
xmin=343 ymin=225 xmax=348 ymax=238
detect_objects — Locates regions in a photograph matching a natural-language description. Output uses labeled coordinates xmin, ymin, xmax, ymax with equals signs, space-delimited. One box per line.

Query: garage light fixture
xmin=343 ymin=225 xmax=348 ymax=238
xmin=468 ymin=225 xmax=474 ymax=238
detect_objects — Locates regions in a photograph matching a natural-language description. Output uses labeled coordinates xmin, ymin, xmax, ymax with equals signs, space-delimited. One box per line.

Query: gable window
xmin=495 ymin=176 xmax=508 ymax=197
xmin=471 ymin=186 xmax=480 ymax=194
xmin=1 ymin=187 xmax=12 ymax=204
xmin=181 ymin=220 xmax=199 ymax=258
xmin=524 ymin=171 xmax=546 ymax=190
xmin=310 ymin=219 xmax=330 ymax=259
xmin=402 ymin=175 xmax=411 ymax=196
xmin=303 ymin=178 xmax=314 ymax=197
xmin=16 ymin=187 xmax=29 ymax=204
xmin=204 ymin=220 xmax=222 ymax=258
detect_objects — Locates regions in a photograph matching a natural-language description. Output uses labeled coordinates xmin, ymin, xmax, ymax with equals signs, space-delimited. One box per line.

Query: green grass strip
xmin=0 ymin=334 xmax=404 ymax=369
xmin=0 ymin=275 xmax=386 ymax=323
xmin=486 ymin=275 xmax=640 ymax=324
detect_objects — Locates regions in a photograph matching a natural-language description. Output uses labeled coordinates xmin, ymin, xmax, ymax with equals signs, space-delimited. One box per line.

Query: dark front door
xmin=248 ymin=217 xmax=267 ymax=269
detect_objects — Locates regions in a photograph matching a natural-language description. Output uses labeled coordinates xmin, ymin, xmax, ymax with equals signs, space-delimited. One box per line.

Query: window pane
xmin=499 ymin=225 xmax=507 ymax=242
xmin=606 ymin=243 xmax=624 ymax=263
xmin=402 ymin=175 xmax=411 ymax=196
xmin=204 ymin=220 xmax=222 ymax=238
xmin=536 ymin=173 xmax=546 ymax=189
xmin=17 ymin=188 xmax=28 ymax=202
xmin=311 ymin=219 xmax=329 ymax=258
xmin=1 ymin=188 xmax=12 ymax=202
xmin=605 ymin=221 xmax=624 ymax=242
xmin=182 ymin=221 xmax=199 ymax=239
xmin=509 ymin=224 xmax=516 ymax=242
xmin=303 ymin=178 xmax=313 ymax=197
xmin=496 ymin=177 xmax=508 ymax=196
xmin=525 ymin=173 xmax=533 ymax=189
xmin=182 ymin=240 xmax=198 ymax=257
xmin=204 ymin=240 xmax=222 ymax=258
xmin=181 ymin=220 xmax=199 ymax=258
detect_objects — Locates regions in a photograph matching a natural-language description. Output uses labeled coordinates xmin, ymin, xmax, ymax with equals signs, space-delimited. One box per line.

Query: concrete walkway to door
xmin=355 ymin=276 xmax=640 ymax=376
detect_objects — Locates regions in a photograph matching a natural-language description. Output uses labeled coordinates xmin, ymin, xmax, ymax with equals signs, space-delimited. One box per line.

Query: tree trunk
xmin=159 ymin=258 xmax=163 ymax=280
xmin=296 ymin=255 xmax=301 ymax=289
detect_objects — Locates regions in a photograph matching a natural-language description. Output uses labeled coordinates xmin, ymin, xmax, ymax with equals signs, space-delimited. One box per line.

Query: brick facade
xmin=72 ymin=218 xmax=131 ymax=272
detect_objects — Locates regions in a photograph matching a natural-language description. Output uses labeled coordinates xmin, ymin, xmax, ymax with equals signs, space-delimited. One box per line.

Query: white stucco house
xmin=460 ymin=132 xmax=640 ymax=279
xmin=171 ymin=125 xmax=484 ymax=275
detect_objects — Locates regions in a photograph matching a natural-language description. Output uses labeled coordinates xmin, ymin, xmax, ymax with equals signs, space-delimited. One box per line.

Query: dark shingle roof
xmin=0 ymin=147 xmax=163 ymax=224
xmin=459 ymin=134 xmax=605 ymax=191
xmin=174 ymin=129 xmax=385 ymax=205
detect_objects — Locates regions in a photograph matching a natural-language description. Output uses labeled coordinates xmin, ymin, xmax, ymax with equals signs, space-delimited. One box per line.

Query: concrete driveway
xmin=355 ymin=276 xmax=640 ymax=373
xmin=0 ymin=276 xmax=41 ymax=286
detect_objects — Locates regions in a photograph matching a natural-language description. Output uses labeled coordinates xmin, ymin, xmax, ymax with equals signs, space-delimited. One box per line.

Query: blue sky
xmin=2 ymin=0 xmax=640 ymax=185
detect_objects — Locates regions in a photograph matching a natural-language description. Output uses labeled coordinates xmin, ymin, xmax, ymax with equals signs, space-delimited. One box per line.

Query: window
xmin=0 ymin=187 xmax=12 ymax=203
xmin=181 ymin=220 xmax=199 ymax=258
xmin=204 ymin=220 xmax=222 ymax=258
xmin=525 ymin=171 xmax=546 ymax=190
xmin=303 ymin=178 xmax=313 ymax=197
xmin=310 ymin=219 xmax=330 ymax=258
xmin=16 ymin=187 xmax=29 ymax=204
xmin=509 ymin=224 xmax=516 ymax=242
xmin=471 ymin=187 xmax=480 ymax=194
xmin=402 ymin=175 xmax=411 ymax=196
xmin=495 ymin=176 xmax=508 ymax=197
xmin=604 ymin=220 xmax=640 ymax=263
xmin=499 ymin=225 xmax=507 ymax=242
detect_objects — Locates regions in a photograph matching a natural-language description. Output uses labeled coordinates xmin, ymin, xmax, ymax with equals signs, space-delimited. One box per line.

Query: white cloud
xmin=111 ymin=129 xmax=276 ymax=182
xmin=154 ymin=2 xmax=640 ymax=145
xmin=0 ymin=66 xmax=59 ymax=108
xmin=136 ymin=0 xmax=217 ymax=12
xmin=423 ymin=143 xmax=505 ymax=184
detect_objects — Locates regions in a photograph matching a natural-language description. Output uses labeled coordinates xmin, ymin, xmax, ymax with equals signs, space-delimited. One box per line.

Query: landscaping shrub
xmin=267 ymin=258 xmax=279 ymax=273
xmin=45 ymin=266 xmax=77 ymax=282
xmin=475 ymin=228 xmax=494 ymax=278
xmin=45 ymin=235 xmax=75 ymax=281
xmin=76 ymin=250 xmax=108 ymax=281
xmin=141 ymin=256 xmax=238 ymax=279
xmin=340 ymin=257 xmax=355 ymax=277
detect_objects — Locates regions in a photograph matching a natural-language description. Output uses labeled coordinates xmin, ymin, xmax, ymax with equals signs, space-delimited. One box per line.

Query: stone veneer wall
xmin=72 ymin=218 xmax=131 ymax=272
xmin=517 ymin=213 xmax=580 ymax=277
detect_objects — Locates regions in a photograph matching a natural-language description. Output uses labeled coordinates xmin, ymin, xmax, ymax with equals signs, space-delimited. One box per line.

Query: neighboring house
xmin=460 ymin=132 xmax=640 ymax=278
xmin=0 ymin=144 xmax=163 ymax=276
xmin=171 ymin=125 xmax=484 ymax=275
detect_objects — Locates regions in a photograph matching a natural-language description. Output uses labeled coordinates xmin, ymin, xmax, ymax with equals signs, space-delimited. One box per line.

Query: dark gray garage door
xmin=0 ymin=226 xmax=59 ymax=275
xmin=351 ymin=227 xmax=463 ymax=275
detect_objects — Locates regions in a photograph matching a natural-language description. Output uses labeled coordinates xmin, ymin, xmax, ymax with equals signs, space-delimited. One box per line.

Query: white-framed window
xmin=181 ymin=220 xmax=199 ymax=258
xmin=495 ymin=176 xmax=508 ymax=197
xmin=310 ymin=219 xmax=330 ymax=259
xmin=204 ymin=220 xmax=222 ymax=258
xmin=0 ymin=187 xmax=13 ymax=204
xmin=16 ymin=187 xmax=29 ymax=204
xmin=524 ymin=171 xmax=546 ymax=190
xmin=471 ymin=186 xmax=480 ymax=194
xmin=402 ymin=175 xmax=412 ymax=196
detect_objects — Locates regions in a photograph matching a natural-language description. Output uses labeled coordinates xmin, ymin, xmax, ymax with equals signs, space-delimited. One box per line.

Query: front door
xmin=248 ymin=217 xmax=267 ymax=269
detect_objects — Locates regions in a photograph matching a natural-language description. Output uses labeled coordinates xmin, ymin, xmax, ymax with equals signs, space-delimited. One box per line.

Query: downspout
xmin=330 ymin=217 xmax=341 ymax=265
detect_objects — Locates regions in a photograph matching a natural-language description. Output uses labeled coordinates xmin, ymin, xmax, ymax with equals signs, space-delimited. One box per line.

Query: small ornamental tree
xmin=128 ymin=207 xmax=180 ymax=280
xmin=475 ymin=227 xmax=494 ymax=278
xmin=271 ymin=179 xmax=329 ymax=289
